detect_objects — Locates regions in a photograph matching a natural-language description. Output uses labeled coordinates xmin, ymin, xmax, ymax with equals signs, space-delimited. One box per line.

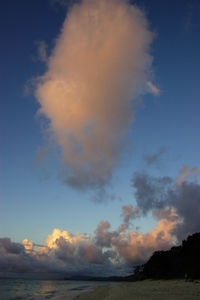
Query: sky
xmin=1 ymin=0 xmax=200 ymax=277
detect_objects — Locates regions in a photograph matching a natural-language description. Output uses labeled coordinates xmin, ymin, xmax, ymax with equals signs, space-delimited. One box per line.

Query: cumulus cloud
xmin=45 ymin=228 xmax=89 ymax=248
xmin=22 ymin=238 xmax=34 ymax=253
xmin=132 ymin=167 xmax=200 ymax=242
xmin=113 ymin=209 xmax=178 ymax=264
xmin=94 ymin=220 xmax=119 ymax=248
xmin=119 ymin=204 xmax=140 ymax=231
xmin=132 ymin=172 xmax=173 ymax=214
xmin=35 ymin=0 xmax=156 ymax=190
xmin=0 ymin=203 xmax=179 ymax=278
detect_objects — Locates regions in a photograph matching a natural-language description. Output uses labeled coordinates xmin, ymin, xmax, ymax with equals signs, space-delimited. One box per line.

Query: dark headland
xmin=75 ymin=232 xmax=200 ymax=300
xmin=68 ymin=232 xmax=200 ymax=282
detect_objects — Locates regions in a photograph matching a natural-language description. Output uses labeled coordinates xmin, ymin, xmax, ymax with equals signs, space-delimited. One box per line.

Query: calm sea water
xmin=0 ymin=279 xmax=116 ymax=300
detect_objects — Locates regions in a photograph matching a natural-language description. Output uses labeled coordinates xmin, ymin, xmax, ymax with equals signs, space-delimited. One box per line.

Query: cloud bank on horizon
xmin=1 ymin=166 xmax=199 ymax=277
xmin=0 ymin=208 xmax=177 ymax=277
xmin=35 ymin=0 xmax=158 ymax=190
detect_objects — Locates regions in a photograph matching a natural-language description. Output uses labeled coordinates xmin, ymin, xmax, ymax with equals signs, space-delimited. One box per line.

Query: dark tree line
xmin=133 ymin=232 xmax=200 ymax=280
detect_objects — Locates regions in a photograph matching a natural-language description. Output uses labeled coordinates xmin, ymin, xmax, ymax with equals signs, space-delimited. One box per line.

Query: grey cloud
xmin=94 ymin=220 xmax=119 ymax=248
xmin=0 ymin=238 xmax=45 ymax=273
xmin=0 ymin=238 xmax=24 ymax=255
xmin=132 ymin=171 xmax=200 ymax=243
xmin=171 ymin=182 xmax=200 ymax=241
xmin=119 ymin=205 xmax=140 ymax=231
xmin=132 ymin=172 xmax=173 ymax=214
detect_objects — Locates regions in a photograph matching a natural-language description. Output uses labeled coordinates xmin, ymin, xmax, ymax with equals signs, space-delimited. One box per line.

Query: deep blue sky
xmin=1 ymin=0 xmax=200 ymax=244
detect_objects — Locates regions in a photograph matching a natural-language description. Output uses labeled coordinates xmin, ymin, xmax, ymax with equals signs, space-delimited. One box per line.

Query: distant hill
xmin=134 ymin=232 xmax=200 ymax=280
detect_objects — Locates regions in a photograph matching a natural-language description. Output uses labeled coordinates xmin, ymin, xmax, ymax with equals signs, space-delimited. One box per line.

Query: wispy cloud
xmin=50 ymin=0 xmax=68 ymax=8
xmin=36 ymin=41 xmax=48 ymax=63
xmin=143 ymin=146 xmax=166 ymax=166
xmin=175 ymin=165 xmax=200 ymax=186
xmin=184 ymin=0 xmax=200 ymax=32
xmin=147 ymin=81 xmax=160 ymax=96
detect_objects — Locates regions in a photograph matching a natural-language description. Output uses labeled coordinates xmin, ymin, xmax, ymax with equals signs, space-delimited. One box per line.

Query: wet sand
xmin=75 ymin=279 xmax=200 ymax=300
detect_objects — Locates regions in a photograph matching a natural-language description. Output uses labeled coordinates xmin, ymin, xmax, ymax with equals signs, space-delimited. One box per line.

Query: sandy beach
xmin=75 ymin=280 xmax=200 ymax=300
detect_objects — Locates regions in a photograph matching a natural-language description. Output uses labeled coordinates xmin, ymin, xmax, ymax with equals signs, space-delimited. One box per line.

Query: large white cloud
xmin=35 ymin=0 xmax=157 ymax=189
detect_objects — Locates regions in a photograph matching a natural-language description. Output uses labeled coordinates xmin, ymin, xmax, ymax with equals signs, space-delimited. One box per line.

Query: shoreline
xmin=74 ymin=279 xmax=200 ymax=300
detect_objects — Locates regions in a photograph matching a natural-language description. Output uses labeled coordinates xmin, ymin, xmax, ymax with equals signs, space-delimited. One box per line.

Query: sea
xmin=0 ymin=279 xmax=117 ymax=300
